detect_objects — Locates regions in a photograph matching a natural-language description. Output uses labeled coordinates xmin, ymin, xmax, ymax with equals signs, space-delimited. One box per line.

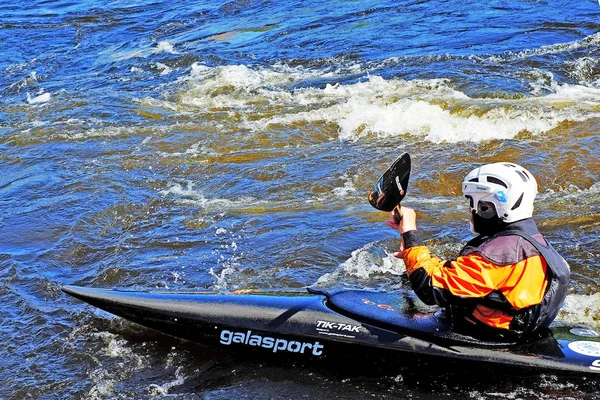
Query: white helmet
xmin=462 ymin=162 xmax=538 ymax=223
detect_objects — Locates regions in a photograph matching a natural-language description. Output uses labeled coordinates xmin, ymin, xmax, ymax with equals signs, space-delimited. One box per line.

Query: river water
xmin=2 ymin=0 xmax=600 ymax=398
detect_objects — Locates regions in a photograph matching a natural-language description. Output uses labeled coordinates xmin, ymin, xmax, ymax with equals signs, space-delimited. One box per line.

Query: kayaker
xmin=386 ymin=162 xmax=570 ymax=342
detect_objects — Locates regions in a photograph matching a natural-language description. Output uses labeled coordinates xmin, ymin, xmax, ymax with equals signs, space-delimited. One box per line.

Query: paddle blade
xmin=368 ymin=153 xmax=411 ymax=212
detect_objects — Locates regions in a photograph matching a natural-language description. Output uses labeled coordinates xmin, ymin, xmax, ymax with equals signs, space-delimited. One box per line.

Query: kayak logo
xmin=567 ymin=341 xmax=600 ymax=357
xmin=219 ymin=329 xmax=324 ymax=356
xmin=570 ymin=328 xmax=600 ymax=338
xmin=395 ymin=176 xmax=405 ymax=195
xmin=316 ymin=320 xmax=361 ymax=333
xmin=361 ymin=298 xmax=395 ymax=311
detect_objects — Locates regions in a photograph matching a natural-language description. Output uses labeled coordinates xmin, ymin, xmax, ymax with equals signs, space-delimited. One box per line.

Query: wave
xmin=165 ymin=62 xmax=600 ymax=143
xmin=159 ymin=180 xmax=256 ymax=208
xmin=559 ymin=293 xmax=600 ymax=329
xmin=103 ymin=40 xmax=180 ymax=62
xmin=314 ymin=241 xmax=405 ymax=289
xmin=493 ymin=32 xmax=600 ymax=63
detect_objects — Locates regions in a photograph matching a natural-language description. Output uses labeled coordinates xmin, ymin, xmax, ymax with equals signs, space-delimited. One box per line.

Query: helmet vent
xmin=515 ymin=170 xmax=529 ymax=182
xmin=486 ymin=176 xmax=508 ymax=188
xmin=468 ymin=178 xmax=479 ymax=183
xmin=511 ymin=192 xmax=524 ymax=210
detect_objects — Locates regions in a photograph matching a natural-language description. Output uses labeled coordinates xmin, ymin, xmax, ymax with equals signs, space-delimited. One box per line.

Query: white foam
xmin=153 ymin=40 xmax=178 ymax=55
xmin=87 ymin=369 xmax=116 ymax=400
xmin=557 ymin=293 xmax=600 ymax=329
xmin=85 ymin=331 xmax=149 ymax=399
xmin=173 ymin=64 xmax=600 ymax=143
xmin=277 ymin=76 xmax=598 ymax=143
xmin=107 ymin=47 xmax=146 ymax=62
xmin=209 ymin=263 xmax=239 ymax=291
xmin=159 ymin=180 xmax=248 ymax=208
xmin=170 ymin=271 xmax=183 ymax=283
xmin=547 ymin=82 xmax=600 ymax=104
xmin=105 ymin=40 xmax=178 ymax=62
xmin=316 ymin=242 xmax=405 ymax=286
xmin=155 ymin=142 xmax=219 ymax=158
xmin=9 ymin=71 xmax=39 ymax=93
xmin=155 ymin=62 xmax=172 ymax=75
xmin=135 ymin=96 xmax=181 ymax=111
xmin=331 ymin=175 xmax=358 ymax=198
xmin=26 ymin=91 xmax=51 ymax=104
xmin=63 ymin=126 xmax=131 ymax=140
xmin=566 ymin=57 xmax=600 ymax=85
xmin=501 ymin=32 xmax=600 ymax=62
xmin=89 ymin=331 xmax=145 ymax=362
xmin=147 ymin=366 xmax=185 ymax=397
xmin=180 ymin=62 xmax=351 ymax=109
xmin=180 ymin=64 xmax=300 ymax=109
xmin=537 ymin=182 xmax=600 ymax=207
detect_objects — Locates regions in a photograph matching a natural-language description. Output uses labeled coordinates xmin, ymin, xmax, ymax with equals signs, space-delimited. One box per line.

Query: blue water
xmin=2 ymin=0 xmax=600 ymax=398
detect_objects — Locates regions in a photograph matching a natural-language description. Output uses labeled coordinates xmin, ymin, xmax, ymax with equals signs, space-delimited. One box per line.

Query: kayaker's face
xmin=466 ymin=196 xmax=477 ymax=233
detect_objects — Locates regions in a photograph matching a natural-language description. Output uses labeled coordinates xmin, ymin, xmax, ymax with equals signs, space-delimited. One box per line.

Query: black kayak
xmin=62 ymin=285 xmax=600 ymax=375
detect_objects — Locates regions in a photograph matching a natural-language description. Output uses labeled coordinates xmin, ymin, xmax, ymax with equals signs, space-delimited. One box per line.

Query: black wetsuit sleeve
xmin=408 ymin=266 xmax=454 ymax=306
xmin=402 ymin=230 xmax=422 ymax=249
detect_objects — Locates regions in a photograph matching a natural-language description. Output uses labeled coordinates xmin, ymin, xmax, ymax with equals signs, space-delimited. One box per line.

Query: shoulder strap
xmin=493 ymin=231 xmax=570 ymax=285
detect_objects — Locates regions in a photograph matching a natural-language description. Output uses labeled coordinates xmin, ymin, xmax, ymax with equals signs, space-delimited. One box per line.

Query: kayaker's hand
xmin=385 ymin=206 xmax=417 ymax=234
xmin=385 ymin=206 xmax=417 ymax=258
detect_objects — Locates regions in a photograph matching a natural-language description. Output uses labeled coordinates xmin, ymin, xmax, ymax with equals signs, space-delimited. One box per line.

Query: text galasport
xmin=220 ymin=329 xmax=324 ymax=355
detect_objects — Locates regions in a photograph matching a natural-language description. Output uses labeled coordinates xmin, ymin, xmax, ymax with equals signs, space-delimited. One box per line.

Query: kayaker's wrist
xmin=402 ymin=230 xmax=422 ymax=249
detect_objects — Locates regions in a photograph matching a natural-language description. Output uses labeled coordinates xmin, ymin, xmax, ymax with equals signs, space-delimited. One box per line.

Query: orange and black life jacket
xmin=402 ymin=218 xmax=570 ymax=341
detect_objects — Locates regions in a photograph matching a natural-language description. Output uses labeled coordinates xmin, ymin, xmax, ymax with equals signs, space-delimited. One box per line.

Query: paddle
xmin=368 ymin=153 xmax=411 ymax=223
